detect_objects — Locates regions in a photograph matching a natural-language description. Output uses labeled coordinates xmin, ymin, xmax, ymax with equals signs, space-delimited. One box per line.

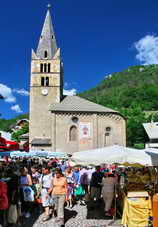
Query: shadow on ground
xmin=64 ymin=208 xmax=78 ymax=224
xmin=86 ymin=198 xmax=122 ymax=221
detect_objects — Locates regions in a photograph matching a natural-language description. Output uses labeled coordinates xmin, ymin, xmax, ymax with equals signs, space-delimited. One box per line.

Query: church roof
xmin=50 ymin=95 xmax=119 ymax=114
xmin=36 ymin=7 xmax=57 ymax=59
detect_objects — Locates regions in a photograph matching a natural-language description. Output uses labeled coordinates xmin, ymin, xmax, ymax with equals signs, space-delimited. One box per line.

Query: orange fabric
xmin=153 ymin=194 xmax=158 ymax=227
xmin=52 ymin=176 xmax=67 ymax=195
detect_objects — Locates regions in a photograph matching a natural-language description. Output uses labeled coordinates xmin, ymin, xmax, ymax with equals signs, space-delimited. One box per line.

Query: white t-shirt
xmin=40 ymin=173 xmax=53 ymax=188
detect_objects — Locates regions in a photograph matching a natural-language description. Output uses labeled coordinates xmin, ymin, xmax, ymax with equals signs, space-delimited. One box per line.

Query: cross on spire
xmin=47 ymin=3 xmax=51 ymax=9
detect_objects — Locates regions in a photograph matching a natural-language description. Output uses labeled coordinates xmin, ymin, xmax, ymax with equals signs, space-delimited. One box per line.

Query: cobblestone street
xmin=21 ymin=201 xmax=122 ymax=227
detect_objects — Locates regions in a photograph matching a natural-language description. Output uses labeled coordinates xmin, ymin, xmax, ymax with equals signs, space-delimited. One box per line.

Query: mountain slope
xmin=79 ymin=65 xmax=158 ymax=111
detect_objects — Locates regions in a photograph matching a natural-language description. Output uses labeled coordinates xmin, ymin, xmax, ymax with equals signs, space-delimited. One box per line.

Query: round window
xmin=106 ymin=127 xmax=111 ymax=132
xmin=71 ymin=117 xmax=79 ymax=123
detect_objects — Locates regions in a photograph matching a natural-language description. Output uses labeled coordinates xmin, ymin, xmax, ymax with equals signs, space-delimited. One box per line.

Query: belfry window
xmin=69 ymin=126 xmax=77 ymax=141
xmin=46 ymin=77 xmax=49 ymax=86
xmin=41 ymin=77 xmax=49 ymax=87
xmin=44 ymin=63 xmax=47 ymax=73
xmin=44 ymin=51 xmax=48 ymax=58
xmin=40 ymin=64 xmax=43 ymax=73
xmin=41 ymin=77 xmax=45 ymax=86
xmin=48 ymin=63 xmax=51 ymax=73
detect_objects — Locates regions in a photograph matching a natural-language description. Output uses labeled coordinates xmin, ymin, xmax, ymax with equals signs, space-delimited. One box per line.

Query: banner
xmin=79 ymin=122 xmax=91 ymax=139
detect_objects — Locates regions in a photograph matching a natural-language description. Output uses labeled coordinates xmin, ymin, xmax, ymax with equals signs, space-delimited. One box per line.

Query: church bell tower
xmin=29 ymin=5 xmax=63 ymax=150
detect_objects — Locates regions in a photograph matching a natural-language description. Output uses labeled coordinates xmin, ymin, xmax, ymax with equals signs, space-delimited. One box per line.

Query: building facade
xmin=29 ymin=7 xmax=126 ymax=153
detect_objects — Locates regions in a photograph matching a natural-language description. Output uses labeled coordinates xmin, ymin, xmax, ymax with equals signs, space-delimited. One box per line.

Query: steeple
xmin=36 ymin=5 xmax=57 ymax=59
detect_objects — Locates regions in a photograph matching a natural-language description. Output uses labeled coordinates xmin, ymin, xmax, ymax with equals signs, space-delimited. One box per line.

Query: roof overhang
xmin=31 ymin=138 xmax=52 ymax=146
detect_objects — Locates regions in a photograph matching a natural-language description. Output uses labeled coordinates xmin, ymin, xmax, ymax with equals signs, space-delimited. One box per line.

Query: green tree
xmin=120 ymin=106 xmax=147 ymax=147
xmin=11 ymin=123 xmax=29 ymax=142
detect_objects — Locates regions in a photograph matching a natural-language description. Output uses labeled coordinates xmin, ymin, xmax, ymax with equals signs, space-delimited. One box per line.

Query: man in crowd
xmin=90 ymin=166 xmax=103 ymax=206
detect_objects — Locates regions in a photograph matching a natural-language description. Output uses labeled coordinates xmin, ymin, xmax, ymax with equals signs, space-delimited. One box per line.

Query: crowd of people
xmin=0 ymin=156 xmax=154 ymax=227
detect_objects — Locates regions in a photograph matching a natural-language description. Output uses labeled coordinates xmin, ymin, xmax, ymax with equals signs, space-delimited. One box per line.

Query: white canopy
xmin=71 ymin=145 xmax=158 ymax=166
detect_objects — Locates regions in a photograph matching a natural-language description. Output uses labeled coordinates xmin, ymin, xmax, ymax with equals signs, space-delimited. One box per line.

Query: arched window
xmin=40 ymin=64 xmax=43 ymax=73
xmin=44 ymin=63 xmax=47 ymax=73
xmin=41 ymin=77 xmax=45 ymax=86
xmin=48 ymin=63 xmax=51 ymax=73
xmin=69 ymin=126 xmax=77 ymax=141
xmin=44 ymin=51 xmax=48 ymax=58
xmin=46 ymin=77 xmax=49 ymax=86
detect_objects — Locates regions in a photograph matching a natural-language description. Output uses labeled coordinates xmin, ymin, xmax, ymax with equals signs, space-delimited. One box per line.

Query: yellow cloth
xmin=140 ymin=174 xmax=151 ymax=184
xmin=122 ymin=196 xmax=152 ymax=227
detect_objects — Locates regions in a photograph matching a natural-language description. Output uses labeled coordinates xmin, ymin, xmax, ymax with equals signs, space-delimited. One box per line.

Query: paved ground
xmin=21 ymin=200 xmax=122 ymax=227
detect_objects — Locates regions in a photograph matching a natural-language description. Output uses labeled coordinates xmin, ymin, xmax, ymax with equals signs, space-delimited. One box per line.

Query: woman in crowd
xmin=40 ymin=165 xmax=53 ymax=222
xmin=50 ymin=168 xmax=67 ymax=225
xmin=20 ymin=167 xmax=33 ymax=218
xmin=31 ymin=165 xmax=41 ymax=179
xmin=65 ymin=167 xmax=75 ymax=208
xmin=101 ymin=172 xmax=117 ymax=217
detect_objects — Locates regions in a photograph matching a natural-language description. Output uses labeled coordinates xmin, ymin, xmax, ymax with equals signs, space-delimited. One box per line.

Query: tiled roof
xmin=31 ymin=138 xmax=51 ymax=145
xmin=50 ymin=95 xmax=118 ymax=113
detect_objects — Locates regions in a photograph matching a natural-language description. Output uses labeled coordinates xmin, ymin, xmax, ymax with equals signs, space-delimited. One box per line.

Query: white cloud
xmin=13 ymin=88 xmax=29 ymax=96
xmin=63 ymin=89 xmax=77 ymax=96
xmin=0 ymin=83 xmax=16 ymax=103
xmin=11 ymin=104 xmax=23 ymax=113
xmin=134 ymin=35 xmax=158 ymax=65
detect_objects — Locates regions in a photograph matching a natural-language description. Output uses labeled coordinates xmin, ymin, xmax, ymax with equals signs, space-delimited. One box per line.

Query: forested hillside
xmin=79 ymin=65 xmax=158 ymax=111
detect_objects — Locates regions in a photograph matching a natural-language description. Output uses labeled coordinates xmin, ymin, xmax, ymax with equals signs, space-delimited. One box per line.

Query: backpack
xmin=0 ymin=181 xmax=8 ymax=210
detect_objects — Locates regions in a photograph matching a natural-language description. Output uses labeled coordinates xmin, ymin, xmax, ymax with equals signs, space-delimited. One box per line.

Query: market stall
xmin=122 ymin=191 xmax=152 ymax=227
xmin=72 ymin=145 xmax=158 ymax=226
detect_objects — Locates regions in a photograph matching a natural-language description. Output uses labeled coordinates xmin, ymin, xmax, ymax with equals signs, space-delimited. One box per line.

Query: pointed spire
xmin=36 ymin=5 xmax=57 ymax=59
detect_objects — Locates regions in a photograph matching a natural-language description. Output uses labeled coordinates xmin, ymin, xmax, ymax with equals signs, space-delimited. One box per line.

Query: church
xmin=29 ymin=7 xmax=126 ymax=154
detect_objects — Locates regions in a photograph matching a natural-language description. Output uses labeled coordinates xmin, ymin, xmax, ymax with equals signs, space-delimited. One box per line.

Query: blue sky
xmin=1 ymin=0 xmax=158 ymax=119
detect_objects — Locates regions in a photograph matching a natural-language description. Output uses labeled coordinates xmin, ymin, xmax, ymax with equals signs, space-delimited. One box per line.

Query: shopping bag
xmin=74 ymin=185 xmax=85 ymax=196
xmin=8 ymin=204 xmax=18 ymax=224
xmin=23 ymin=186 xmax=34 ymax=202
